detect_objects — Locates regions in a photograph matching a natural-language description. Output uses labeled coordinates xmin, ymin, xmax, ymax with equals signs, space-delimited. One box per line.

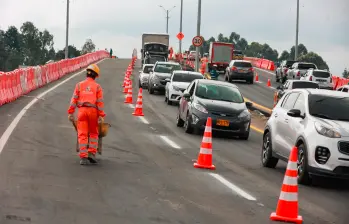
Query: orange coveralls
xmin=67 ymin=77 xmax=106 ymax=158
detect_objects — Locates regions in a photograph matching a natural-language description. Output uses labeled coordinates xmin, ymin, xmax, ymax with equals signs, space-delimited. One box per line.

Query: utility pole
xmin=65 ymin=0 xmax=70 ymax=59
xmin=159 ymin=5 xmax=176 ymax=34
xmin=195 ymin=0 xmax=202 ymax=72
xmin=179 ymin=0 xmax=183 ymax=54
xmin=295 ymin=0 xmax=299 ymax=60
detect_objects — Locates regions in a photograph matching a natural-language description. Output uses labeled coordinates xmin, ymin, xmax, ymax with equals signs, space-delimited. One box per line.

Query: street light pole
xmin=179 ymin=0 xmax=183 ymax=54
xmin=159 ymin=5 xmax=176 ymax=34
xmin=65 ymin=0 xmax=70 ymax=59
xmin=195 ymin=0 xmax=202 ymax=72
xmin=295 ymin=0 xmax=299 ymax=60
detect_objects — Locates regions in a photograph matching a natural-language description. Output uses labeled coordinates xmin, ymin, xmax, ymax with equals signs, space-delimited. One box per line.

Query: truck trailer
xmin=141 ymin=33 xmax=170 ymax=65
xmin=208 ymin=42 xmax=234 ymax=74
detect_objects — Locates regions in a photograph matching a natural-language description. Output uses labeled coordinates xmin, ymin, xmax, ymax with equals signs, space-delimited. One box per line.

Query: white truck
xmin=141 ymin=33 xmax=170 ymax=65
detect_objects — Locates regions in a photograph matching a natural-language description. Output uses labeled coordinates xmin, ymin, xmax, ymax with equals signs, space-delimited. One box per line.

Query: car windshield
xmin=234 ymin=62 xmax=252 ymax=68
xmin=143 ymin=65 xmax=153 ymax=73
xmin=154 ymin=64 xmax=182 ymax=73
xmin=298 ymin=63 xmax=316 ymax=69
xmin=172 ymin=73 xmax=203 ymax=82
xmin=292 ymin=82 xmax=319 ymax=89
xmin=195 ymin=83 xmax=244 ymax=103
xmin=313 ymin=71 xmax=330 ymax=78
xmin=308 ymin=94 xmax=349 ymax=121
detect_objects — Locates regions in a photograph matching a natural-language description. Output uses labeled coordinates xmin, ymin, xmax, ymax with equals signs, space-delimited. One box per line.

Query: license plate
xmin=216 ymin=119 xmax=229 ymax=126
xmin=317 ymin=79 xmax=326 ymax=82
xmin=238 ymin=69 xmax=245 ymax=73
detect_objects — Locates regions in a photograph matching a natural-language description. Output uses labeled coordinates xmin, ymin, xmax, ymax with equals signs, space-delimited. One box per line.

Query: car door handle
xmin=274 ymin=113 xmax=278 ymax=117
xmin=284 ymin=118 xmax=289 ymax=123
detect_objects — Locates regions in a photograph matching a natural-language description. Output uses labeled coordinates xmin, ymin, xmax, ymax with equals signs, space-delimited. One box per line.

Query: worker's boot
xmin=80 ymin=158 xmax=88 ymax=165
xmin=88 ymin=152 xmax=98 ymax=164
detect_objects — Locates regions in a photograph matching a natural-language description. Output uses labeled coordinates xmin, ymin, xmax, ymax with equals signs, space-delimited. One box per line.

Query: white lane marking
xmin=139 ymin=116 xmax=149 ymax=124
xmin=209 ymin=173 xmax=257 ymax=201
xmin=128 ymin=104 xmax=135 ymax=108
xmin=0 ymin=58 xmax=107 ymax=154
xmin=270 ymin=86 xmax=276 ymax=90
xmin=255 ymin=67 xmax=275 ymax=76
xmin=159 ymin=135 xmax=181 ymax=149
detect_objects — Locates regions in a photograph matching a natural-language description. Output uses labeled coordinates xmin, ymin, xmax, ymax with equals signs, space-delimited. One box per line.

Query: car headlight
xmin=314 ymin=122 xmax=341 ymax=138
xmin=193 ymin=102 xmax=208 ymax=114
xmin=238 ymin=110 xmax=250 ymax=120
xmin=172 ymin=85 xmax=180 ymax=91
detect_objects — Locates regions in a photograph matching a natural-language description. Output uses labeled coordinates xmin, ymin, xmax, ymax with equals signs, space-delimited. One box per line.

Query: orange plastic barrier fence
xmin=0 ymin=50 xmax=109 ymax=106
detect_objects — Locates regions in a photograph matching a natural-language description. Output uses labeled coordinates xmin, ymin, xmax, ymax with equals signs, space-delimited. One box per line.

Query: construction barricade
xmin=0 ymin=50 xmax=109 ymax=107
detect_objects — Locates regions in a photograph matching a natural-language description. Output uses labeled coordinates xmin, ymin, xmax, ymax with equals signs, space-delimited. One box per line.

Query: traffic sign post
xmin=192 ymin=36 xmax=204 ymax=47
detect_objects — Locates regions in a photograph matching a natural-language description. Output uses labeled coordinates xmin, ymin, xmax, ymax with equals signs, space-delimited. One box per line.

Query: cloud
xmin=0 ymin=0 xmax=348 ymax=75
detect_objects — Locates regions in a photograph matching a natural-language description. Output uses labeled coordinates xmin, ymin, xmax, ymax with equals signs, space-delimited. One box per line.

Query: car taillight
xmin=309 ymin=76 xmax=312 ymax=81
xmin=284 ymin=68 xmax=288 ymax=73
xmin=297 ymin=71 xmax=300 ymax=76
xmin=249 ymin=67 xmax=254 ymax=72
xmin=231 ymin=66 xmax=238 ymax=71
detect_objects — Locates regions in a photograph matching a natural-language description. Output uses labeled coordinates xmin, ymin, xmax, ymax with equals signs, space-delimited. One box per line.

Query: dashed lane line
xmin=0 ymin=58 xmax=107 ymax=154
xmin=138 ymin=116 xmax=149 ymax=124
xmin=209 ymin=173 xmax=257 ymax=201
xmin=159 ymin=135 xmax=181 ymax=149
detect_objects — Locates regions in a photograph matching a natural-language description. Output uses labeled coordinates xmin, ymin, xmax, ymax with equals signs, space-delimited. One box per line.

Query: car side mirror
xmin=183 ymin=92 xmax=191 ymax=100
xmin=245 ymin=101 xmax=253 ymax=108
xmin=287 ymin=109 xmax=303 ymax=118
xmin=165 ymin=78 xmax=170 ymax=82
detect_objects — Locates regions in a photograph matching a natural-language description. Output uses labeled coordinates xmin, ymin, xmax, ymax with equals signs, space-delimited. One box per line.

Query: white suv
xmin=300 ymin=69 xmax=333 ymax=90
xmin=262 ymin=89 xmax=349 ymax=185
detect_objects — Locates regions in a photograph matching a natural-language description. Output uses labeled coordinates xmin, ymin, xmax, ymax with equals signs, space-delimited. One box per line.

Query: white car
xmin=262 ymin=89 xmax=349 ymax=185
xmin=164 ymin=71 xmax=204 ymax=105
xmin=337 ymin=85 xmax=349 ymax=93
xmin=138 ymin=64 xmax=153 ymax=88
xmin=300 ymin=69 xmax=333 ymax=90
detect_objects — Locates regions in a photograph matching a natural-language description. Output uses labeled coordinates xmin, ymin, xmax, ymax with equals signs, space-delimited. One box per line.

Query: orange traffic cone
xmin=124 ymin=80 xmax=133 ymax=104
xmin=122 ymin=73 xmax=128 ymax=87
xmin=193 ymin=117 xmax=216 ymax=170
xmin=255 ymin=73 xmax=259 ymax=82
xmin=267 ymin=79 xmax=271 ymax=87
xmin=123 ymin=78 xmax=129 ymax=93
xmin=132 ymin=88 xmax=144 ymax=116
xmin=270 ymin=146 xmax=303 ymax=224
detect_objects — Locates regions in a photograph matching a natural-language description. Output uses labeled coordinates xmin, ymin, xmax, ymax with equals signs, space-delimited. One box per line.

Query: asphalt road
xmin=0 ymin=58 xmax=348 ymax=223
xmin=217 ymin=68 xmax=280 ymax=110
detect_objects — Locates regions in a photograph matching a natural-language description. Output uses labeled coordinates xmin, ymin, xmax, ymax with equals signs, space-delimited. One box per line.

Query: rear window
xmin=308 ymin=94 xmax=349 ymax=121
xmin=154 ymin=64 xmax=182 ymax=73
xmin=233 ymin=62 xmax=252 ymax=68
xmin=143 ymin=65 xmax=153 ymax=73
xmin=312 ymin=71 xmax=330 ymax=78
xmin=234 ymin=50 xmax=243 ymax=55
xmin=292 ymin=82 xmax=319 ymax=89
xmin=298 ymin=63 xmax=316 ymax=69
xmin=172 ymin=73 xmax=203 ymax=82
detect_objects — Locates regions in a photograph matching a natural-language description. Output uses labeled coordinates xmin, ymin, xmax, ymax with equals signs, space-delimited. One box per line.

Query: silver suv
xmin=262 ymin=89 xmax=349 ymax=185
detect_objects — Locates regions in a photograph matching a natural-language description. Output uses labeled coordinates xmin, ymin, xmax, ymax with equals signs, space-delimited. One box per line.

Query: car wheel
xmin=276 ymin=75 xmax=280 ymax=82
xmin=297 ymin=143 xmax=312 ymax=185
xmin=139 ymin=80 xmax=142 ymax=88
xmin=176 ymin=112 xmax=184 ymax=127
xmin=261 ymin=131 xmax=279 ymax=168
xmin=184 ymin=113 xmax=193 ymax=134
xmin=167 ymin=98 xmax=172 ymax=105
xmin=249 ymin=79 xmax=254 ymax=84
xmin=149 ymin=84 xmax=154 ymax=94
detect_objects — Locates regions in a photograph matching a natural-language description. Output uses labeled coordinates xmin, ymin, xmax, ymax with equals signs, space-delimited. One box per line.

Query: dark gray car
xmin=176 ymin=79 xmax=252 ymax=139
xmin=225 ymin=60 xmax=254 ymax=84
xmin=148 ymin=62 xmax=182 ymax=94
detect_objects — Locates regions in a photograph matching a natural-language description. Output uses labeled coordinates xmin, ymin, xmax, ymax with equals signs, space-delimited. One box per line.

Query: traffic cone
xmin=122 ymin=73 xmax=127 ymax=87
xmin=267 ymin=79 xmax=271 ymax=87
xmin=123 ymin=78 xmax=129 ymax=93
xmin=255 ymin=73 xmax=259 ymax=82
xmin=132 ymin=88 xmax=144 ymax=116
xmin=193 ymin=117 xmax=216 ymax=170
xmin=124 ymin=80 xmax=133 ymax=104
xmin=270 ymin=146 xmax=303 ymax=224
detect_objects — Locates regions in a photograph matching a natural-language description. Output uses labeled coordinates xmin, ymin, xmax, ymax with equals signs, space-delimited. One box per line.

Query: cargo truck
xmin=208 ymin=42 xmax=234 ymax=74
xmin=141 ymin=33 xmax=170 ymax=65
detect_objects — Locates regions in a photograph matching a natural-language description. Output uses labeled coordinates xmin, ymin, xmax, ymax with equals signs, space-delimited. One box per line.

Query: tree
xmin=297 ymin=52 xmax=329 ymax=70
xmin=289 ymin=44 xmax=308 ymax=60
xmin=279 ymin=50 xmax=290 ymax=61
xmin=81 ymin=39 xmax=95 ymax=54
xmin=55 ymin=45 xmax=81 ymax=60
xmin=343 ymin=68 xmax=348 ymax=78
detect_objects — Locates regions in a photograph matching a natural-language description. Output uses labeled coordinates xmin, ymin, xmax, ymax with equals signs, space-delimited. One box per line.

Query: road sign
xmin=192 ymin=36 xmax=204 ymax=47
xmin=176 ymin=32 xmax=184 ymax=40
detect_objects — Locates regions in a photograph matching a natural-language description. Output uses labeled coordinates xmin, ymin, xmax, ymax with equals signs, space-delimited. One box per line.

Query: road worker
xmin=67 ymin=64 xmax=106 ymax=165
xmin=210 ymin=64 xmax=219 ymax=80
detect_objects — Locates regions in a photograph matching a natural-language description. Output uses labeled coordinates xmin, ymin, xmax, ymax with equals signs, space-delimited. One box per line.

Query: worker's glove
xmin=98 ymin=116 xmax=104 ymax=123
xmin=68 ymin=114 xmax=74 ymax=122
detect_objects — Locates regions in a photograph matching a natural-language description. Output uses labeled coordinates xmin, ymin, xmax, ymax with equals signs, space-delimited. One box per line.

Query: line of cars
xmin=139 ymin=61 xmax=254 ymax=140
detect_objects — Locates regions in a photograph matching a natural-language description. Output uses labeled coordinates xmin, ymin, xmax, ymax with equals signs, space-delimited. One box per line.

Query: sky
xmin=0 ymin=0 xmax=348 ymax=76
